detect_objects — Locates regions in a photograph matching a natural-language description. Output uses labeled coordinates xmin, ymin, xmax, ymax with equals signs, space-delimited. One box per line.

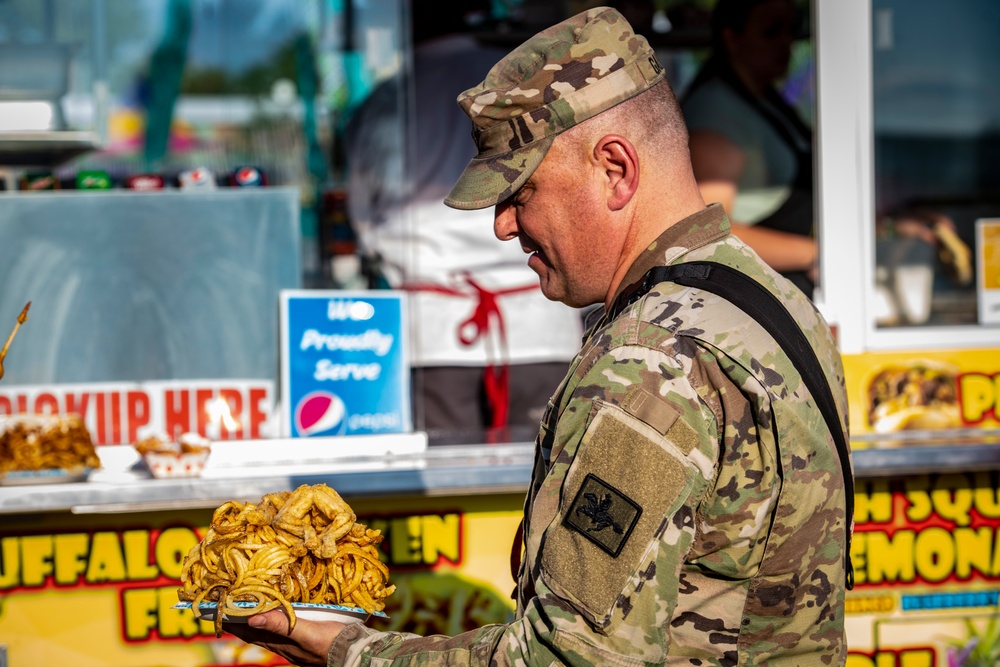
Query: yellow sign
xmin=8 ymin=479 xmax=1000 ymax=666
xmin=0 ymin=495 xmax=522 ymax=666
xmin=842 ymin=347 xmax=1000 ymax=439
xmin=846 ymin=473 xmax=1000 ymax=666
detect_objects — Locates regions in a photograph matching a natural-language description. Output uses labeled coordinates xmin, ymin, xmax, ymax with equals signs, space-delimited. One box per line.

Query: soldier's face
xmin=493 ymin=137 xmax=618 ymax=308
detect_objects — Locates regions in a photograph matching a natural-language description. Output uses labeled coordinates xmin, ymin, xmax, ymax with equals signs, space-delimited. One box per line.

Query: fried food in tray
xmin=136 ymin=432 xmax=211 ymax=456
xmin=135 ymin=433 xmax=212 ymax=478
xmin=178 ymin=483 xmax=395 ymax=637
xmin=0 ymin=413 xmax=99 ymax=475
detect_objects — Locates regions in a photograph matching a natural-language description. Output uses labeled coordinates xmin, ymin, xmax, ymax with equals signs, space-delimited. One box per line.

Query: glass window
xmin=0 ymin=1 xmax=408 ymax=440
xmin=660 ymin=0 xmax=820 ymax=299
xmin=871 ymin=0 xmax=1000 ymax=328
xmin=0 ymin=0 xmax=406 ymax=281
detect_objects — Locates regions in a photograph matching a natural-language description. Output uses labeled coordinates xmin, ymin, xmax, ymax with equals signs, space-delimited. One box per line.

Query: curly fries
xmin=178 ymin=483 xmax=395 ymax=636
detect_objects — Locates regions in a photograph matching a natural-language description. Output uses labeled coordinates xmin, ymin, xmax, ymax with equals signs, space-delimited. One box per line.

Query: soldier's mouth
xmin=528 ymin=249 xmax=552 ymax=273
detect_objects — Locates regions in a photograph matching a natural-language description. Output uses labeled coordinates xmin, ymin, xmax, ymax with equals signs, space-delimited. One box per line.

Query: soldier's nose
xmin=494 ymin=201 xmax=518 ymax=241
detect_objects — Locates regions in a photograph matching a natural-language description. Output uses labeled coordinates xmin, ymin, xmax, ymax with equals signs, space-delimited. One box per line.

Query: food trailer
xmin=817 ymin=1 xmax=1000 ymax=664
xmin=1 ymin=1 xmax=999 ymax=665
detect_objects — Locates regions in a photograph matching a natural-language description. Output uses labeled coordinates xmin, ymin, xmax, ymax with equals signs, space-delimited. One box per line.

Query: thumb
xmin=247 ymin=609 xmax=291 ymax=634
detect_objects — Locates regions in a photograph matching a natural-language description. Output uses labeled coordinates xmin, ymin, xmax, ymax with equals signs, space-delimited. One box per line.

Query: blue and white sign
xmin=279 ymin=290 xmax=411 ymax=437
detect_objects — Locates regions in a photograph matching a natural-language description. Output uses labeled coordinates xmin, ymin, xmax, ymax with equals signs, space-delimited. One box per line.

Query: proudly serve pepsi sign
xmin=279 ymin=290 xmax=411 ymax=437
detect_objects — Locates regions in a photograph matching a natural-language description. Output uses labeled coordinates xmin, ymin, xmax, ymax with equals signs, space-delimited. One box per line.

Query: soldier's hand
xmin=223 ymin=609 xmax=347 ymax=667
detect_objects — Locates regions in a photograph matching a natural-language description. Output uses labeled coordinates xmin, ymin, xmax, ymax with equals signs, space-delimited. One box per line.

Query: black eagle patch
xmin=564 ymin=473 xmax=642 ymax=557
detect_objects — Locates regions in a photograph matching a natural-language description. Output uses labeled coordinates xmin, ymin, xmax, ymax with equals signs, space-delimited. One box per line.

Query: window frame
xmin=814 ymin=0 xmax=998 ymax=354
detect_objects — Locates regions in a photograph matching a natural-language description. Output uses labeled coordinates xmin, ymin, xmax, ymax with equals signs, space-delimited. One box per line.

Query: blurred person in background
xmin=344 ymin=0 xmax=583 ymax=441
xmin=682 ymin=0 xmax=819 ymax=297
xmin=683 ymin=0 xmax=969 ymax=308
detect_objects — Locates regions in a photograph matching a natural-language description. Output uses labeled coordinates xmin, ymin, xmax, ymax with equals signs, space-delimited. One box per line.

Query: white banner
xmin=0 ymin=380 xmax=275 ymax=446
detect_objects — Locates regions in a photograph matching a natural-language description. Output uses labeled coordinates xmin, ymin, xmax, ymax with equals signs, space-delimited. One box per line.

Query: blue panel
xmin=282 ymin=290 xmax=411 ymax=437
xmin=0 ymin=188 xmax=300 ymax=384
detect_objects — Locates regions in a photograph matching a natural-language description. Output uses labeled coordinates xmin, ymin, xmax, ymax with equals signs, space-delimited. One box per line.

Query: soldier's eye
xmin=514 ymin=186 xmax=533 ymax=207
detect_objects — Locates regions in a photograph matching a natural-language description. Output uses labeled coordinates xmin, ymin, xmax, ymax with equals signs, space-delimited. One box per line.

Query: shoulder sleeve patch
xmin=541 ymin=404 xmax=698 ymax=629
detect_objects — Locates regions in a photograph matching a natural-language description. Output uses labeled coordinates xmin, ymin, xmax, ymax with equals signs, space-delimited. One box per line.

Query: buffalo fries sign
xmin=0 ymin=380 xmax=273 ymax=445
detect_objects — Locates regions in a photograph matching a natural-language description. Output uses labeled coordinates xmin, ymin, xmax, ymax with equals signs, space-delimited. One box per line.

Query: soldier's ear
xmin=594 ymin=134 xmax=639 ymax=211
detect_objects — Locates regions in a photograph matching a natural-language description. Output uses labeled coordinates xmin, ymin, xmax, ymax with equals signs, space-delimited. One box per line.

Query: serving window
xmin=815 ymin=0 xmax=1000 ymax=353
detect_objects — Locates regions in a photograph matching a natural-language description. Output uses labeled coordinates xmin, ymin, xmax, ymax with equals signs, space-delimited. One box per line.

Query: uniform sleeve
xmin=327 ymin=622 xmax=507 ymax=666
xmin=327 ymin=340 xmax=721 ymax=667
xmin=513 ymin=339 xmax=721 ymax=664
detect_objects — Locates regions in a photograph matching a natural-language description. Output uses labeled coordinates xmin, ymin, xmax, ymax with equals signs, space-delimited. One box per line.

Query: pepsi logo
xmin=179 ymin=168 xmax=217 ymax=189
xmin=235 ymin=167 xmax=262 ymax=186
xmin=294 ymin=391 xmax=347 ymax=436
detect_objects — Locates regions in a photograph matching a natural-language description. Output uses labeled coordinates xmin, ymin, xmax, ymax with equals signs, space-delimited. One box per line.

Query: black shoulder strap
xmin=612 ymin=261 xmax=855 ymax=589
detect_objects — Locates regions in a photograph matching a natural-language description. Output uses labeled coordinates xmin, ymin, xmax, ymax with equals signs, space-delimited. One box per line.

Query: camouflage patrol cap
xmin=444 ymin=6 xmax=666 ymax=211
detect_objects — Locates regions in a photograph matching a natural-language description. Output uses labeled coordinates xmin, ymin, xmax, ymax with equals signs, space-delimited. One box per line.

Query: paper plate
xmin=174 ymin=601 xmax=388 ymax=624
xmin=0 ymin=467 xmax=92 ymax=486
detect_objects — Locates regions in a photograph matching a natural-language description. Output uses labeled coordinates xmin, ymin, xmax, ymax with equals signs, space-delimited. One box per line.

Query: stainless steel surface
xmin=0 ymin=442 xmax=536 ymax=515
xmin=852 ymin=429 xmax=1000 ymax=477
xmin=853 ymin=442 xmax=1000 ymax=478
xmin=851 ymin=427 xmax=1000 ymax=445
xmin=2 ymin=437 xmax=999 ymax=515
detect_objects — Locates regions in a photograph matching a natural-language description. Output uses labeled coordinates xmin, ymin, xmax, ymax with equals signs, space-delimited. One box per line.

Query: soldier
xmin=229 ymin=6 xmax=852 ymax=665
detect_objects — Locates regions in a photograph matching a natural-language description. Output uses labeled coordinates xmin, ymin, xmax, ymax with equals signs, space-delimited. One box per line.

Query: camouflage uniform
xmin=328 ymin=205 xmax=849 ymax=667
xmin=327 ymin=7 xmax=849 ymax=666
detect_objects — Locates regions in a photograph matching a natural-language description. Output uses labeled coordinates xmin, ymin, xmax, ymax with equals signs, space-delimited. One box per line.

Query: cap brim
xmin=444 ymin=136 xmax=554 ymax=211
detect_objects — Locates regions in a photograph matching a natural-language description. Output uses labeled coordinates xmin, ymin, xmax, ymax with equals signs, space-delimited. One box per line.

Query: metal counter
xmin=0 ymin=440 xmax=533 ymax=515
xmin=3 ymin=436 xmax=1000 ymax=516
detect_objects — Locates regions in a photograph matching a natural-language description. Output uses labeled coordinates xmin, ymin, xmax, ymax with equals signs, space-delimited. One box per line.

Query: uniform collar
xmin=609 ymin=203 xmax=731 ymax=310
